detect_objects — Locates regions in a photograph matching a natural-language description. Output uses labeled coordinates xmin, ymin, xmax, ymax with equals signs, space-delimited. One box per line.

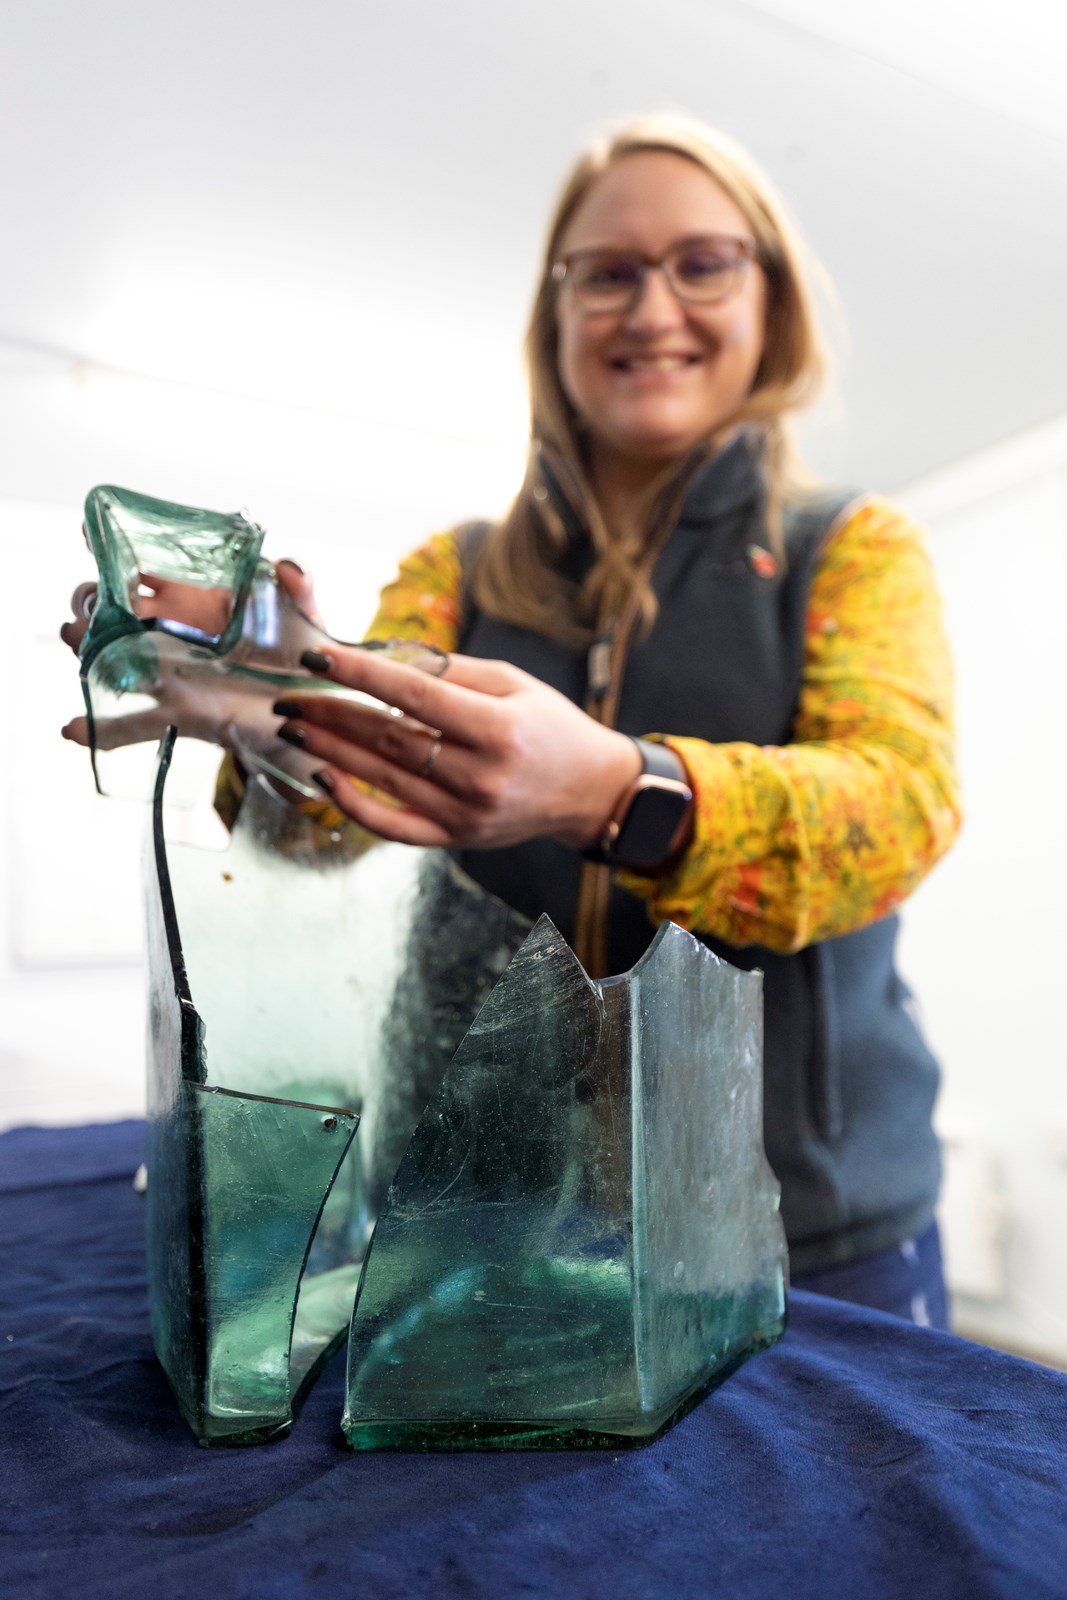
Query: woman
xmin=72 ymin=114 xmax=963 ymax=1323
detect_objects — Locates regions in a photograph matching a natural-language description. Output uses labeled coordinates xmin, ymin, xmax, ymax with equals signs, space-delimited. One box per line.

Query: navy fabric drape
xmin=2 ymin=1120 xmax=1065 ymax=1600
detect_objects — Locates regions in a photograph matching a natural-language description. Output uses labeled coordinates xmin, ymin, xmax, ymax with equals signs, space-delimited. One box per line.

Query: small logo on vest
xmin=747 ymin=545 xmax=778 ymax=579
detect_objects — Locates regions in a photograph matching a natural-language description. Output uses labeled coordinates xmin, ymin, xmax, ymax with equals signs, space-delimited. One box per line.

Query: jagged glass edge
xmin=341 ymin=915 xmax=788 ymax=1451
xmin=76 ymin=484 xmax=448 ymax=803
xmin=81 ymin=484 xmax=266 ymax=662
xmin=79 ymin=485 xmax=266 ymax=798
xmin=146 ymin=728 xmax=363 ymax=1445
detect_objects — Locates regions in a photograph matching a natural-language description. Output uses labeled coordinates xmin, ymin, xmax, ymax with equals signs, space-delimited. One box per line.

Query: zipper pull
xmin=587 ymin=635 xmax=613 ymax=701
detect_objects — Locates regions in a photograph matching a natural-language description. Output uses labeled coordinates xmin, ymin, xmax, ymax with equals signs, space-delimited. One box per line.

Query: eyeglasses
xmin=551 ymin=234 xmax=758 ymax=314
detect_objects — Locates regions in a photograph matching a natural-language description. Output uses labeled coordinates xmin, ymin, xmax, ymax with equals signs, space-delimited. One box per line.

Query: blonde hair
xmin=472 ymin=112 xmax=831 ymax=645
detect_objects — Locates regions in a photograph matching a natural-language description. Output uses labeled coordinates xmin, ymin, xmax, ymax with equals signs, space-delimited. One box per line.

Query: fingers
xmin=276 ymin=694 xmax=443 ymax=760
xmin=63 ymin=694 xmax=184 ymax=750
xmin=71 ymin=581 xmax=98 ymax=621
xmin=276 ymin=709 xmax=458 ymax=809
xmin=298 ymin=646 xmax=519 ymax=742
xmin=276 ymin=559 xmax=325 ymax=628
xmin=347 ymin=710 xmax=444 ymax=778
xmin=61 ymin=710 xmax=166 ymax=754
xmin=135 ymin=572 xmax=234 ymax=632
xmin=60 ymin=619 xmax=88 ymax=653
xmin=426 ymin=653 xmax=520 ymax=695
xmin=311 ymin=769 xmax=453 ymax=847
xmin=69 ymin=707 xmax=170 ymax=750
xmin=61 ymin=581 xmax=99 ymax=654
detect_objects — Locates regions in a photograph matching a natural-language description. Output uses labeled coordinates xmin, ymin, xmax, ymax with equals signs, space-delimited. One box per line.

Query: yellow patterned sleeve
xmin=620 ymin=497 xmax=962 ymax=952
xmin=362 ymin=530 xmax=463 ymax=652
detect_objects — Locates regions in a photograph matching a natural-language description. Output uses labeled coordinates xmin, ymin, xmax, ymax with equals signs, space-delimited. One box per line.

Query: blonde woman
xmin=69 ymin=115 xmax=963 ymax=1321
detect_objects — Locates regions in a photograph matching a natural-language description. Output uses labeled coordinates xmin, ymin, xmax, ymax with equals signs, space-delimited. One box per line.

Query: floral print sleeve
xmin=363 ymin=530 xmax=463 ymax=652
xmin=623 ymin=497 xmax=962 ymax=952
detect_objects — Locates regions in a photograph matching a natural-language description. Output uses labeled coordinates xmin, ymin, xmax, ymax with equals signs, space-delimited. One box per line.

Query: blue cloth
xmin=1 ymin=1120 xmax=1065 ymax=1600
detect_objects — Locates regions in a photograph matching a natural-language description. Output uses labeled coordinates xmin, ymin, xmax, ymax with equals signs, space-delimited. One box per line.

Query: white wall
xmin=898 ymin=415 xmax=1067 ymax=1365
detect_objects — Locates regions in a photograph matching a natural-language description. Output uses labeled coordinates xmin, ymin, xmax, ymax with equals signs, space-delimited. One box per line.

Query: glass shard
xmin=78 ymin=483 xmax=444 ymax=803
xmin=146 ymin=729 xmax=532 ymax=1445
xmin=342 ymin=917 xmax=786 ymax=1450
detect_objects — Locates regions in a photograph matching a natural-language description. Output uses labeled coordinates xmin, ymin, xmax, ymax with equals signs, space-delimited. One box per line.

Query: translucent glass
xmin=92 ymin=483 xmax=788 ymax=1449
xmin=78 ymin=483 xmax=444 ymax=804
xmin=146 ymin=730 xmax=533 ymax=1445
xmin=147 ymin=730 xmax=785 ymax=1449
xmin=343 ymin=917 xmax=786 ymax=1449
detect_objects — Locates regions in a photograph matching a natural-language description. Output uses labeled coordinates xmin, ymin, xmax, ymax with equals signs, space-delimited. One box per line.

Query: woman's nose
xmin=623 ymin=264 xmax=687 ymax=328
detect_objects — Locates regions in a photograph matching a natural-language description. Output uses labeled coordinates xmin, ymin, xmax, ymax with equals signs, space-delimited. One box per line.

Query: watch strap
xmin=629 ymin=736 xmax=684 ymax=786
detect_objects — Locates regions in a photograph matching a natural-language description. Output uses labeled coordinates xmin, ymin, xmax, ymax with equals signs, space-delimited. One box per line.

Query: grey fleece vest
xmin=455 ymin=434 xmax=940 ymax=1272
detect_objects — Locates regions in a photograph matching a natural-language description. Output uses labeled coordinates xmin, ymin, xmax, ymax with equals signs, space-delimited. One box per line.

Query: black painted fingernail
xmin=276 ymin=723 xmax=306 ymax=748
xmin=311 ymin=769 xmax=335 ymax=793
xmin=272 ymin=698 xmax=303 ymax=718
xmin=300 ymin=649 xmax=332 ymax=673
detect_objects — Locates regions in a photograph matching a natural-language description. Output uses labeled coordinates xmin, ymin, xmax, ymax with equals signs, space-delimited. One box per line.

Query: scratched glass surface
xmin=146 ymin=731 xmax=531 ymax=1445
xmin=343 ymin=916 xmax=787 ymax=1450
xmin=78 ymin=483 xmax=444 ymax=805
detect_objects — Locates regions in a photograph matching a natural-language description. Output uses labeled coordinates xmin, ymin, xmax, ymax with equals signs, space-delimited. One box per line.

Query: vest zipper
xmin=571 ymin=476 xmax=694 ymax=979
xmin=573 ymin=595 xmax=643 ymax=979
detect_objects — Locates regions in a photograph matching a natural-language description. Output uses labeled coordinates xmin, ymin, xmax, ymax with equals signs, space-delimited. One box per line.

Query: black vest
xmin=456 ymin=436 xmax=940 ymax=1272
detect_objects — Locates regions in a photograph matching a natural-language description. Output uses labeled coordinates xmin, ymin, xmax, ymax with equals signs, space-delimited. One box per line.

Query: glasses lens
xmin=570 ymin=252 xmax=644 ymax=310
xmin=668 ymin=239 xmax=747 ymax=303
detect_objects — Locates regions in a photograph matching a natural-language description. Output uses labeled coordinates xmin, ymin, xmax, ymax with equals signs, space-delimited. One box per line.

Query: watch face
xmin=614 ymin=780 xmax=691 ymax=871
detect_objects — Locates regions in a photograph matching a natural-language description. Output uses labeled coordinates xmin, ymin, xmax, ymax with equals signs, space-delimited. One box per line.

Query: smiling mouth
xmin=611 ymin=354 xmax=701 ymax=373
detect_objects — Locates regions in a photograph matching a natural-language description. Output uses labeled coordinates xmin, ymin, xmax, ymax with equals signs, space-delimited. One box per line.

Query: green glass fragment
xmin=146 ymin=729 xmax=532 ymax=1445
xmin=342 ymin=918 xmax=786 ymax=1450
xmin=145 ymin=732 xmax=357 ymax=1444
xmin=78 ymin=484 xmax=444 ymax=802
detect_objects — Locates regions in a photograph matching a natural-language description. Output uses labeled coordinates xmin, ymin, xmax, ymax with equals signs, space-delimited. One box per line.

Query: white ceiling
xmin=745 ymin=0 xmax=1067 ymax=144
xmin=1 ymin=0 xmax=1065 ymax=506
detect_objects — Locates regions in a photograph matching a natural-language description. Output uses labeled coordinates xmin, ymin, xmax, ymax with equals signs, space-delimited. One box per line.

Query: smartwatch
xmin=584 ymin=738 xmax=693 ymax=873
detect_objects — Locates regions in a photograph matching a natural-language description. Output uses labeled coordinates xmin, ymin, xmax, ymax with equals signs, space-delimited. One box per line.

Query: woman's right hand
xmin=274 ymin=644 xmax=645 ymax=854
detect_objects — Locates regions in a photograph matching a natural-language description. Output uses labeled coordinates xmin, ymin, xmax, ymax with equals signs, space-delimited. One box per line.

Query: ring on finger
xmin=71 ymin=581 xmax=98 ymax=621
xmin=419 ymin=734 xmax=443 ymax=777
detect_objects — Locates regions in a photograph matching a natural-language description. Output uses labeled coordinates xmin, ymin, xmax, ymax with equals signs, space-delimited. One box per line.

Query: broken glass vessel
xmin=343 ymin=914 xmax=786 ymax=1448
xmin=77 ymin=483 xmax=444 ymax=804
xmin=150 ymin=736 xmax=786 ymax=1447
xmin=83 ymin=486 xmax=788 ymax=1447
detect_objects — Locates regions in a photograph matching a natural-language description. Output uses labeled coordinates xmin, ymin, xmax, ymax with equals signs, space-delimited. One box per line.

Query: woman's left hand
xmin=276 ymin=646 xmax=642 ymax=852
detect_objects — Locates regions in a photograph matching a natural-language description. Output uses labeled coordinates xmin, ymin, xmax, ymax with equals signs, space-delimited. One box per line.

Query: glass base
xmin=344 ymin=1322 xmax=785 ymax=1451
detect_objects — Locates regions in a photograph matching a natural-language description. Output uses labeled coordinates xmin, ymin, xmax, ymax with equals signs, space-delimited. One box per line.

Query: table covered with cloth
xmin=2 ymin=1119 xmax=1065 ymax=1600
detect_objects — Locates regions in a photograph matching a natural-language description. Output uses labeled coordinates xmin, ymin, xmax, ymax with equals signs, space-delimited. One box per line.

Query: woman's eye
xmin=581 ymin=256 xmax=641 ymax=289
xmin=675 ymin=249 xmax=733 ymax=284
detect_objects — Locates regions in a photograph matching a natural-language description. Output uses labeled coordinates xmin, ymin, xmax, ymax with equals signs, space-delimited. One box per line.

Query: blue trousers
xmin=791 ymin=1221 xmax=950 ymax=1331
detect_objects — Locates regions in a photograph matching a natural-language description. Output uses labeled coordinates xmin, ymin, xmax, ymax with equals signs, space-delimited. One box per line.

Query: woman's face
xmin=555 ymin=150 xmax=766 ymax=479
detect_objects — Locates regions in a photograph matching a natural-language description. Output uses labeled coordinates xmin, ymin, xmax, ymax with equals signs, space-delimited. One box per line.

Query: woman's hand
xmin=275 ymin=646 xmax=643 ymax=852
